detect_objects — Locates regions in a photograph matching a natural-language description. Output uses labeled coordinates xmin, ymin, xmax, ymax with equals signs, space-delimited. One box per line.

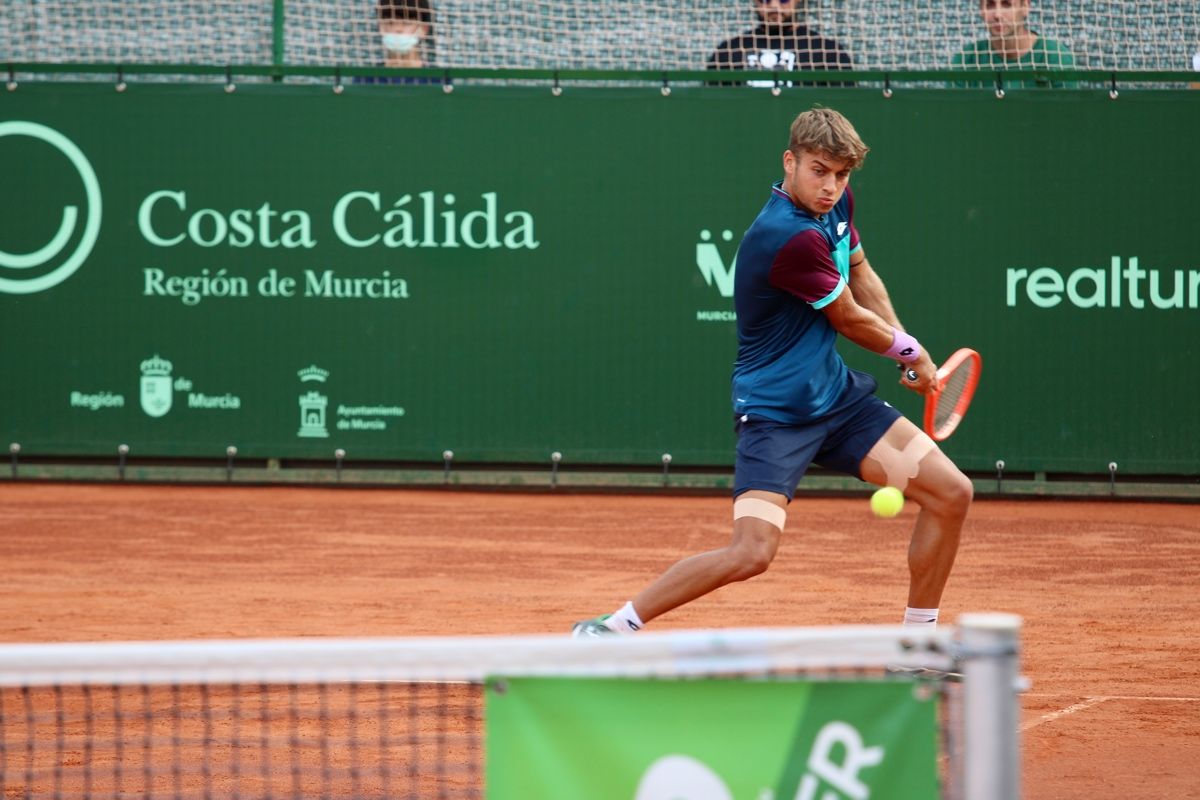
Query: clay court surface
xmin=1 ymin=482 xmax=1197 ymax=797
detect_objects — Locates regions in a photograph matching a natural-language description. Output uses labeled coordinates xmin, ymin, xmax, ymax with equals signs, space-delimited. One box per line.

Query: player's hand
xmin=897 ymin=352 xmax=937 ymax=394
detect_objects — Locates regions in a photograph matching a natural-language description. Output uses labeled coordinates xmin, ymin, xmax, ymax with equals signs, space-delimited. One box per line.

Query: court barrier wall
xmin=2 ymin=85 xmax=1198 ymax=487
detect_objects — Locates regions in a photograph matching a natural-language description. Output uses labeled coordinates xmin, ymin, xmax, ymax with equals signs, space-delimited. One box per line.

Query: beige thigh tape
xmin=874 ymin=431 xmax=936 ymax=492
xmin=733 ymin=497 xmax=787 ymax=531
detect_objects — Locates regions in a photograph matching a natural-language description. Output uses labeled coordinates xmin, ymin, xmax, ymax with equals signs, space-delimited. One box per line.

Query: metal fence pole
xmin=272 ymin=0 xmax=286 ymax=82
xmin=960 ymin=612 xmax=1022 ymax=800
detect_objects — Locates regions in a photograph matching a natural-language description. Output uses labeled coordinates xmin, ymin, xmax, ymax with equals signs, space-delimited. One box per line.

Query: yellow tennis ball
xmin=870 ymin=486 xmax=905 ymax=518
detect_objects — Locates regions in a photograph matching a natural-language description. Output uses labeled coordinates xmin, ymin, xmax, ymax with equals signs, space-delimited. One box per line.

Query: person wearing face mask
xmin=357 ymin=0 xmax=437 ymax=84
xmin=707 ymin=0 xmax=853 ymax=88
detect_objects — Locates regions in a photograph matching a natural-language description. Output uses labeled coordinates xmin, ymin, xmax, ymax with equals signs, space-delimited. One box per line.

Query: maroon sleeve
xmin=768 ymin=229 xmax=842 ymax=305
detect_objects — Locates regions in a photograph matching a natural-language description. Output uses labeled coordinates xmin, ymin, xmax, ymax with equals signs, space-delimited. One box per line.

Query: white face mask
xmin=382 ymin=33 xmax=421 ymax=54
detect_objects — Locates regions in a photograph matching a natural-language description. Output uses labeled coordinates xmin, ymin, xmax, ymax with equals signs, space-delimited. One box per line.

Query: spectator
xmin=357 ymin=0 xmax=436 ymax=85
xmin=707 ymin=0 xmax=853 ymax=88
xmin=952 ymin=0 xmax=1076 ymax=88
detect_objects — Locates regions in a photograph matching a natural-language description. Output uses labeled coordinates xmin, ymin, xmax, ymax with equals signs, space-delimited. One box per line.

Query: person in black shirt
xmin=707 ymin=0 xmax=853 ymax=87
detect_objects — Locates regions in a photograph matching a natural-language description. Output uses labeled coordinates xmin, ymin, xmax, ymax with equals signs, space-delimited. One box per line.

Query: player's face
xmin=782 ymin=149 xmax=852 ymax=215
xmin=755 ymin=0 xmax=797 ymax=26
xmin=980 ymin=0 xmax=1030 ymax=40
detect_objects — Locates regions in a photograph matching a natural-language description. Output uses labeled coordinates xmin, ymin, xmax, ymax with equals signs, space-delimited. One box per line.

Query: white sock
xmin=606 ymin=601 xmax=644 ymax=634
xmin=903 ymin=606 xmax=939 ymax=629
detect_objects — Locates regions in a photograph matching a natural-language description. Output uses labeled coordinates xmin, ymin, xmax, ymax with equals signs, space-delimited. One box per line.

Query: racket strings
xmin=933 ymin=363 xmax=973 ymax=430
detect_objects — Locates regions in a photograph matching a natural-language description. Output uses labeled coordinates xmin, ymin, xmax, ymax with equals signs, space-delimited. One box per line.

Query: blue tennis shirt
xmin=731 ymin=181 xmax=866 ymax=423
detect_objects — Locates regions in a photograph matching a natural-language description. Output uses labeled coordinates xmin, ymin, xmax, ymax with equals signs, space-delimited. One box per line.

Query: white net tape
xmin=0 ymin=628 xmax=978 ymax=800
xmin=0 ymin=627 xmax=954 ymax=686
xmin=1 ymin=1 xmax=1197 ymax=76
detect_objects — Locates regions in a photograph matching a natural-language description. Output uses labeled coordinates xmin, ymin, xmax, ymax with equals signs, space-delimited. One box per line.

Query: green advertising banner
xmin=486 ymin=677 xmax=938 ymax=799
xmin=2 ymin=84 xmax=1197 ymax=473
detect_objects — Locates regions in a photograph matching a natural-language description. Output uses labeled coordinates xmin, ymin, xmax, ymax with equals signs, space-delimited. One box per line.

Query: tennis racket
xmin=902 ymin=348 xmax=982 ymax=441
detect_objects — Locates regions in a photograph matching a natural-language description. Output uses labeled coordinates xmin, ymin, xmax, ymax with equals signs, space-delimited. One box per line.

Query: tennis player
xmin=574 ymin=107 xmax=973 ymax=638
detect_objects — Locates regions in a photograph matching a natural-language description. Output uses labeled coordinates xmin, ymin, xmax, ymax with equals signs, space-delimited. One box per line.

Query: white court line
xmin=1021 ymin=694 xmax=1200 ymax=732
xmin=1021 ymin=697 xmax=1109 ymax=731
xmin=1025 ymin=693 xmax=1200 ymax=702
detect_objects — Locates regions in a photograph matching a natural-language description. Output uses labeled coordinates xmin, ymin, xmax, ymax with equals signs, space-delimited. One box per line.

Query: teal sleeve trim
xmin=849 ymin=243 xmax=863 ymax=256
xmin=811 ymin=277 xmax=846 ymax=310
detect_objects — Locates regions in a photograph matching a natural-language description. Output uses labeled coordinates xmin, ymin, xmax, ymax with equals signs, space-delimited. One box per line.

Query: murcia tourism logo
xmin=695 ymin=228 xmax=738 ymax=323
xmin=697 ymin=229 xmax=737 ymax=298
xmin=140 ymin=354 xmax=174 ymax=418
xmin=0 ymin=121 xmax=102 ymax=294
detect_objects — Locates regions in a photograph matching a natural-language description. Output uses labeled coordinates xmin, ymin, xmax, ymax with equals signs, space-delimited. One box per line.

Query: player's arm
xmin=820 ymin=284 xmax=936 ymax=393
xmin=769 ymin=229 xmax=934 ymax=392
xmin=839 ymin=198 xmax=908 ymax=332
xmin=847 ymin=249 xmax=904 ymax=330
xmin=845 ymin=247 xmax=938 ymax=390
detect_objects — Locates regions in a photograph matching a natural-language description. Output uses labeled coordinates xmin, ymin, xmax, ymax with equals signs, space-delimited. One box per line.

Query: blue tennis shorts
xmin=733 ymin=378 xmax=902 ymax=500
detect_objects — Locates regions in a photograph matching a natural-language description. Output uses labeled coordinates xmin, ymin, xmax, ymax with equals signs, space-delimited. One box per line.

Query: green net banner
xmin=486 ymin=677 xmax=938 ymax=799
xmin=2 ymin=84 xmax=1197 ymax=472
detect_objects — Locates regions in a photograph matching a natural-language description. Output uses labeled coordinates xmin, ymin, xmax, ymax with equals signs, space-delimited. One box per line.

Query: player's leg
xmin=571 ymin=416 xmax=815 ymax=637
xmin=627 ymin=489 xmax=787 ymax=623
xmin=572 ymin=490 xmax=788 ymax=637
xmin=859 ymin=417 xmax=973 ymax=619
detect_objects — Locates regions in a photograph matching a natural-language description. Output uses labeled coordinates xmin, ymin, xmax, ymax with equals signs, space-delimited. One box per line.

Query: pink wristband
xmin=883 ymin=328 xmax=922 ymax=363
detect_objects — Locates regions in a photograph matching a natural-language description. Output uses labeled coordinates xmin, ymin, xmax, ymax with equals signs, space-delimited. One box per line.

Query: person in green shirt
xmin=952 ymin=0 xmax=1076 ymax=88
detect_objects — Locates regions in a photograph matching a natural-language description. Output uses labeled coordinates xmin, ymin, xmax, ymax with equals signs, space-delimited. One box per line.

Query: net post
xmin=959 ymin=612 xmax=1022 ymax=800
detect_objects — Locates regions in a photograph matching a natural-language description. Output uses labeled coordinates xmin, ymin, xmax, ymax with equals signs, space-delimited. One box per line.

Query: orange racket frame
xmin=924 ymin=348 xmax=982 ymax=442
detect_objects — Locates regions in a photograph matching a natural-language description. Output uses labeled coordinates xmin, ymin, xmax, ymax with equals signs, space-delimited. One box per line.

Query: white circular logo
xmin=0 ymin=121 xmax=102 ymax=294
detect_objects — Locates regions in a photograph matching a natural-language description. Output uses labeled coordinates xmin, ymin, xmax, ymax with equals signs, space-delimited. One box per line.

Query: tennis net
xmin=0 ymin=616 xmax=1021 ymax=799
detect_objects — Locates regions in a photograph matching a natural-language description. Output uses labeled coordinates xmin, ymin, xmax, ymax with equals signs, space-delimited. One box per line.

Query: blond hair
xmin=788 ymin=107 xmax=869 ymax=170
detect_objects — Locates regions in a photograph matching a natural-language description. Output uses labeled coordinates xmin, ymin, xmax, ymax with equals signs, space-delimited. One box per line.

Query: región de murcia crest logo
xmin=139 ymin=354 xmax=173 ymax=418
